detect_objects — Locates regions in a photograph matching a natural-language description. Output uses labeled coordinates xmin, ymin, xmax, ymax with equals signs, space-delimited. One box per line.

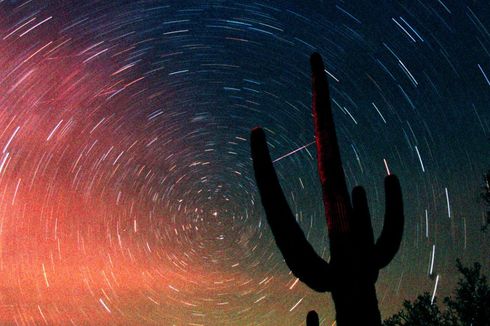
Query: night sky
xmin=0 ymin=0 xmax=488 ymax=325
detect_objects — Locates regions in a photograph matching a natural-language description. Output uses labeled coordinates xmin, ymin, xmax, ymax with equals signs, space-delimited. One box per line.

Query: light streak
xmin=398 ymin=59 xmax=418 ymax=86
xmin=395 ymin=271 xmax=404 ymax=295
xmin=392 ymin=18 xmax=417 ymax=42
xmin=273 ymin=140 xmax=316 ymax=163
xmin=83 ymin=48 xmax=109 ymax=63
xmin=372 ymin=102 xmax=387 ymax=123
xmin=478 ymin=64 xmax=490 ymax=86
xmin=445 ymin=187 xmax=451 ymax=218
xmin=46 ymin=120 xmax=63 ymax=141
xmin=0 ymin=152 xmax=10 ymax=174
xmin=3 ymin=126 xmax=20 ymax=154
xmin=42 ymin=263 xmax=49 ymax=288
xmin=37 ymin=305 xmax=48 ymax=325
xmin=19 ymin=16 xmax=53 ymax=37
xmin=431 ymin=274 xmax=440 ymax=304
xmin=324 ymin=68 xmax=340 ymax=82
xmin=438 ymin=0 xmax=452 ymax=13
xmin=425 ymin=209 xmax=429 ymax=238
xmin=3 ymin=17 xmax=36 ymax=40
xmin=163 ymin=29 xmax=189 ymax=35
xmin=12 ymin=178 xmax=21 ymax=206
xmin=383 ymin=158 xmax=391 ymax=175
xmin=415 ymin=145 xmax=425 ymax=172
xmin=289 ymin=297 xmax=303 ymax=311
xmin=99 ymin=298 xmax=111 ymax=313
xmin=168 ymin=69 xmax=189 ymax=76
xmin=399 ymin=17 xmax=424 ymax=42
xmin=429 ymin=245 xmax=435 ymax=275
xmin=23 ymin=41 xmax=53 ymax=63
xmin=254 ymin=295 xmax=266 ymax=303
xmin=351 ymin=144 xmax=363 ymax=172
xmin=343 ymin=106 xmax=358 ymax=124
xmin=289 ymin=278 xmax=300 ymax=290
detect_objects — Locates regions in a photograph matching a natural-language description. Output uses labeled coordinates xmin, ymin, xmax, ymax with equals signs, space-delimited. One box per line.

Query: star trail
xmin=0 ymin=1 xmax=488 ymax=325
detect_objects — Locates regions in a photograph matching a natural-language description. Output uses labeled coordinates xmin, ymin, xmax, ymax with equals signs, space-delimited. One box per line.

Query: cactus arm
xmin=251 ymin=127 xmax=333 ymax=292
xmin=306 ymin=310 xmax=319 ymax=326
xmin=374 ymin=175 xmax=404 ymax=269
xmin=310 ymin=52 xmax=352 ymax=235
xmin=251 ymin=53 xmax=403 ymax=325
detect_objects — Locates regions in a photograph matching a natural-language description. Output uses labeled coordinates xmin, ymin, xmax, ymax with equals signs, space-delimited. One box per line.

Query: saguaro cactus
xmin=250 ymin=53 xmax=404 ymax=325
xmin=306 ymin=310 xmax=319 ymax=326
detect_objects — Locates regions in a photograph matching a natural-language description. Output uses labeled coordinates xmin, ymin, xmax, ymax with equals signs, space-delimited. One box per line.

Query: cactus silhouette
xmin=306 ymin=310 xmax=319 ymax=326
xmin=250 ymin=53 xmax=404 ymax=325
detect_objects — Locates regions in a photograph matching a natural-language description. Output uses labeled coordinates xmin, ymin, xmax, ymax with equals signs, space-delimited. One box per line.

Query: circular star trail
xmin=0 ymin=1 xmax=488 ymax=325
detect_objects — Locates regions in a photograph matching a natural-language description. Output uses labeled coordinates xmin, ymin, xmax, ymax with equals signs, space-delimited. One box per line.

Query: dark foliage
xmin=444 ymin=260 xmax=490 ymax=326
xmin=384 ymin=260 xmax=490 ymax=326
xmin=383 ymin=294 xmax=450 ymax=326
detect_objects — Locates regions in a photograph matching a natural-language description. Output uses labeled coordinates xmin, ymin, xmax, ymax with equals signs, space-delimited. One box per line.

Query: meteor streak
xmin=272 ymin=140 xmax=316 ymax=163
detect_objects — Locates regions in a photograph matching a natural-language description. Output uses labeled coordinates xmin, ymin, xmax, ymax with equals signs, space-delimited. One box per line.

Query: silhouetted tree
xmin=444 ymin=260 xmax=490 ymax=326
xmin=383 ymin=294 xmax=452 ymax=326
xmin=251 ymin=53 xmax=404 ymax=326
xmin=383 ymin=259 xmax=490 ymax=326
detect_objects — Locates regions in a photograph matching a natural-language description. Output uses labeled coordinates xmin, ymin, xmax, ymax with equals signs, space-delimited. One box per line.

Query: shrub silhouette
xmin=383 ymin=294 xmax=449 ymax=326
xmin=383 ymin=259 xmax=490 ymax=325
xmin=251 ymin=53 xmax=404 ymax=325
xmin=445 ymin=260 xmax=490 ymax=326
